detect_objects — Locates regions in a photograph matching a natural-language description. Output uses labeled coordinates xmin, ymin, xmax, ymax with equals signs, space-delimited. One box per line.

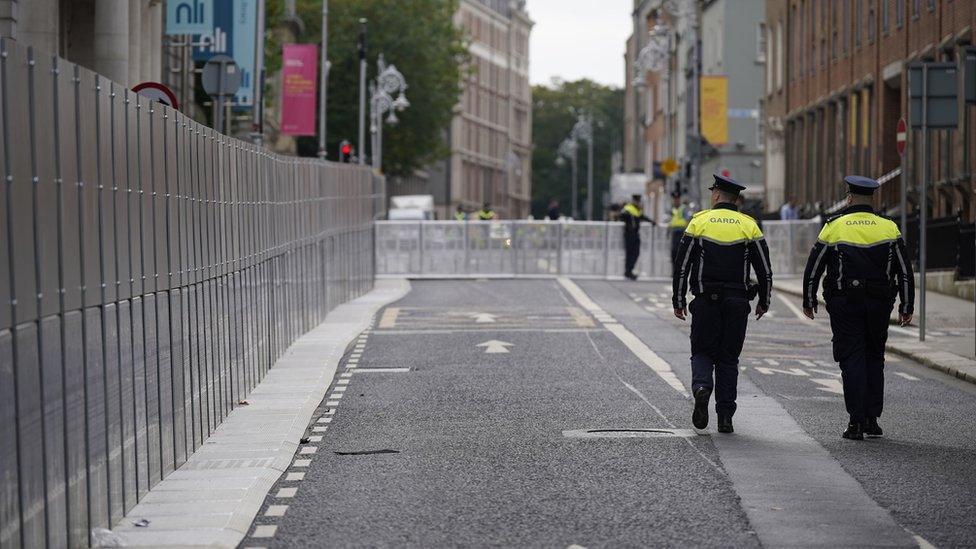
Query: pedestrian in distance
xmin=672 ymin=173 xmax=772 ymax=433
xmin=668 ymin=191 xmax=690 ymax=272
xmin=780 ymin=196 xmax=799 ymax=220
xmin=454 ymin=204 xmax=467 ymax=221
xmin=620 ymin=194 xmax=653 ymax=280
xmin=547 ymin=199 xmax=560 ymax=220
xmin=477 ymin=202 xmax=497 ymax=220
xmin=801 ymin=175 xmax=914 ymax=441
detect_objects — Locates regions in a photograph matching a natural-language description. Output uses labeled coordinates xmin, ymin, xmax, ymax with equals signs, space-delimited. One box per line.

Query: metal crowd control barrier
xmin=0 ymin=39 xmax=382 ymax=548
xmin=375 ymin=219 xmax=821 ymax=279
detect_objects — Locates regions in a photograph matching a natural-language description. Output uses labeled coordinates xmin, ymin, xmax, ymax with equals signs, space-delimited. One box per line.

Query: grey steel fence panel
xmin=116 ymin=299 xmax=136 ymax=515
xmin=78 ymin=67 xmax=102 ymax=309
xmin=39 ymin=314 xmax=67 ymax=549
xmin=156 ymin=291 xmax=175 ymax=478
xmin=0 ymin=45 xmax=8 ymax=332
xmin=129 ymin=296 xmax=148 ymax=502
xmin=33 ymin=50 xmax=62 ymax=319
xmin=62 ymin=309 xmax=87 ymax=546
xmin=762 ymin=220 xmax=821 ymax=277
xmin=83 ymin=306 xmax=109 ymax=536
xmin=142 ymin=292 xmax=160 ymax=487
xmin=102 ymin=302 xmax=123 ymax=524
xmin=112 ymin=84 xmax=131 ymax=302
xmin=4 ymin=41 xmax=38 ymax=323
xmin=150 ymin=104 xmax=168 ymax=293
xmin=137 ymin=95 xmax=155 ymax=296
xmin=97 ymin=75 xmax=118 ymax=306
xmin=57 ymin=61 xmax=83 ymax=313
xmin=0 ymin=330 xmax=18 ymax=548
xmin=13 ymin=323 xmax=44 ymax=549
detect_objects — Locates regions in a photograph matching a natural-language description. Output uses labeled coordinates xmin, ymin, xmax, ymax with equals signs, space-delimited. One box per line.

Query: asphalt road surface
xmin=241 ymin=279 xmax=976 ymax=548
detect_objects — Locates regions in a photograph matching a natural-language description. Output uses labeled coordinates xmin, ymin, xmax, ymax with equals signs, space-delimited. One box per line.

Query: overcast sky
xmin=527 ymin=0 xmax=633 ymax=89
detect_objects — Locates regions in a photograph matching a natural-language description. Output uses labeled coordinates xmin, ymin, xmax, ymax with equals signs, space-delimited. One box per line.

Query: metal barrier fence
xmin=375 ymin=219 xmax=821 ymax=279
xmin=0 ymin=39 xmax=382 ymax=548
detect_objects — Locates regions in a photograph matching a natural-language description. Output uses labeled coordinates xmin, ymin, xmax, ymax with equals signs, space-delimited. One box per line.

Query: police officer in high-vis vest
xmin=668 ymin=191 xmax=690 ymax=270
xmin=673 ymin=174 xmax=772 ymax=433
xmin=477 ymin=202 xmax=497 ymax=220
xmin=802 ymin=175 xmax=914 ymax=440
xmin=621 ymin=194 xmax=652 ymax=280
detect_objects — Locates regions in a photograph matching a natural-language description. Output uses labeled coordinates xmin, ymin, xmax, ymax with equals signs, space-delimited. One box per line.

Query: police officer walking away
xmin=802 ymin=175 xmax=914 ymax=440
xmin=672 ymin=174 xmax=772 ymax=433
xmin=668 ymin=191 xmax=690 ymax=271
xmin=476 ymin=202 xmax=497 ymax=220
xmin=621 ymin=194 xmax=652 ymax=280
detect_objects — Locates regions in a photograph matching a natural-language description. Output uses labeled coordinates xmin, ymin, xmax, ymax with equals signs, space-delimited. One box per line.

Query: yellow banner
xmin=700 ymin=76 xmax=728 ymax=146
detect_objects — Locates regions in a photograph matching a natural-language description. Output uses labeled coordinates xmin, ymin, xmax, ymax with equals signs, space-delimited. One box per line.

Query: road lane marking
xmin=470 ymin=312 xmax=498 ymax=323
xmin=378 ymin=307 xmax=399 ymax=328
xmin=810 ymin=378 xmax=844 ymax=394
xmin=567 ymin=306 xmax=596 ymax=327
xmin=252 ymin=525 xmax=277 ymax=537
xmin=285 ymin=472 xmax=305 ymax=481
xmin=352 ymin=367 xmax=410 ymax=373
xmin=477 ymin=340 xmax=513 ymax=354
xmin=764 ymin=358 xmax=781 ymax=366
xmin=275 ymin=487 xmax=297 ymax=498
xmin=895 ymin=372 xmax=920 ymax=381
xmin=292 ymin=459 xmax=311 ymax=467
xmin=558 ymin=277 xmax=688 ymax=396
xmin=265 ymin=505 xmax=287 ymax=517
xmin=755 ymin=367 xmax=808 ymax=377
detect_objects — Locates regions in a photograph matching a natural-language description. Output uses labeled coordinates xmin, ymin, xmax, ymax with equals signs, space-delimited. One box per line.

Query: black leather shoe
xmin=842 ymin=421 xmax=864 ymax=440
xmin=625 ymin=272 xmax=638 ymax=280
xmin=692 ymin=387 xmax=711 ymax=429
xmin=865 ymin=417 xmax=883 ymax=438
xmin=717 ymin=415 xmax=734 ymax=433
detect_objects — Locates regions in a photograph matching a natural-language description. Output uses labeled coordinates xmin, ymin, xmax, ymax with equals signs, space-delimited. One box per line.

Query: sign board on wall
xmin=700 ymin=75 xmax=728 ymax=146
xmin=166 ymin=0 xmax=213 ymax=35
xmin=280 ymin=44 xmax=318 ymax=136
xmin=191 ymin=0 xmax=258 ymax=107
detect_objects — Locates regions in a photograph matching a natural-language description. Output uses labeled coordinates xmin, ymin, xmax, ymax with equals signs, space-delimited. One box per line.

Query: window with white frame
xmin=766 ymin=24 xmax=774 ymax=93
xmin=757 ymin=101 xmax=766 ymax=149
xmin=776 ymin=21 xmax=784 ymax=90
xmin=757 ymin=22 xmax=767 ymax=62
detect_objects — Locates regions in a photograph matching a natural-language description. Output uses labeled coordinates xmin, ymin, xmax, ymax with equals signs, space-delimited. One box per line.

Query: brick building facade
xmin=769 ymin=0 xmax=976 ymax=222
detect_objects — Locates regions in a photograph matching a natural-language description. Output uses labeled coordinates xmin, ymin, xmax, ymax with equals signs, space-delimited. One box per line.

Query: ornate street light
xmin=370 ymin=54 xmax=409 ymax=171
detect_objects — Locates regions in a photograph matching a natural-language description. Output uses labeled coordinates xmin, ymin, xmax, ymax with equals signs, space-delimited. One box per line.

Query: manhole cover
xmin=562 ymin=428 xmax=701 ymax=439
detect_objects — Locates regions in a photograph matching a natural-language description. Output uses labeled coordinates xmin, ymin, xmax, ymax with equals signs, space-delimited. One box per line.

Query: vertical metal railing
xmin=0 ymin=39 xmax=383 ymax=548
xmin=375 ymin=219 xmax=821 ymax=279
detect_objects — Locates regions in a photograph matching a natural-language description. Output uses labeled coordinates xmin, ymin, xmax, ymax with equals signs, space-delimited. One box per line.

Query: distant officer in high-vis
xmin=673 ymin=174 xmax=772 ymax=433
xmin=621 ymin=194 xmax=653 ymax=280
xmin=455 ymin=204 xmax=467 ymax=221
xmin=477 ymin=202 xmax=497 ymax=220
xmin=668 ymin=191 xmax=690 ymax=270
xmin=802 ymin=175 xmax=914 ymax=441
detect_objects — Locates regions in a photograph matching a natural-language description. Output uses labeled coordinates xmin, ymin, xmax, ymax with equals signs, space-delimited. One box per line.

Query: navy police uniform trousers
xmin=689 ymin=293 xmax=750 ymax=417
xmin=825 ymin=289 xmax=894 ymax=422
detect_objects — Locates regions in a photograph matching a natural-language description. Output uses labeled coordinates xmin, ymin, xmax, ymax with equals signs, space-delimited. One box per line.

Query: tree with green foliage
xmin=265 ymin=0 xmax=468 ymax=176
xmin=531 ymin=79 xmax=623 ymax=219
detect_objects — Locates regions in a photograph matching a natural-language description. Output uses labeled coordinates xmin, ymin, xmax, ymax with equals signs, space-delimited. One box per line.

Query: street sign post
xmin=907 ymin=62 xmax=958 ymax=342
xmin=202 ymin=55 xmax=241 ymax=134
xmin=897 ymin=116 xmax=907 ymax=236
xmin=132 ymin=82 xmax=180 ymax=111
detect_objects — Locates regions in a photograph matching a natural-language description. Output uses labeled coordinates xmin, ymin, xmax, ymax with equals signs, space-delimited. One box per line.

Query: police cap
xmin=844 ymin=175 xmax=880 ymax=195
xmin=708 ymin=173 xmax=746 ymax=195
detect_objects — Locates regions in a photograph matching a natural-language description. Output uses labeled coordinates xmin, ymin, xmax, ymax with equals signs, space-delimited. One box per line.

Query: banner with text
xmin=700 ymin=75 xmax=728 ymax=146
xmin=280 ymin=44 xmax=318 ymax=136
xmin=191 ymin=0 xmax=258 ymax=107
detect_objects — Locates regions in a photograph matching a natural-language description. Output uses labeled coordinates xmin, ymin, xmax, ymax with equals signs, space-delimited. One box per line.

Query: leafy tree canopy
xmin=531 ymin=78 xmax=623 ymax=219
xmin=266 ymin=0 xmax=468 ymax=176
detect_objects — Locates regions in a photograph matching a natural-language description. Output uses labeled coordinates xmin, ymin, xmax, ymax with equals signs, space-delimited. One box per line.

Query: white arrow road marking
xmin=470 ymin=312 xmax=498 ymax=323
xmin=477 ymin=340 xmax=513 ymax=354
xmin=811 ymin=378 xmax=844 ymax=394
xmin=755 ymin=367 xmax=809 ymax=377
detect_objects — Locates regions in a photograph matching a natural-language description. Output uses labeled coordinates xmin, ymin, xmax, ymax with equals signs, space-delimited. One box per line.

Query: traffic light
xmin=339 ymin=140 xmax=353 ymax=162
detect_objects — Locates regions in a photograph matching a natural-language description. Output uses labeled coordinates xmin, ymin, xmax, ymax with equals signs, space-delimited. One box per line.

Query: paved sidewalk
xmin=109 ymin=279 xmax=410 ymax=548
xmin=774 ymin=278 xmax=976 ymax=384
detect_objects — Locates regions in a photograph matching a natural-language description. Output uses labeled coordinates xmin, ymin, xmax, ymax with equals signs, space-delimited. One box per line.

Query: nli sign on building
xmin=166 ymin=0 xmax=214 ymax=35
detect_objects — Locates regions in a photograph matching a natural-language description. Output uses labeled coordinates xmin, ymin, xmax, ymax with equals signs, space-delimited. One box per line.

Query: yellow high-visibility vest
xmin=669 ymin=206 xmax=688 ymax=229
xmin=622 ymin=203 xmax=642 ymax=218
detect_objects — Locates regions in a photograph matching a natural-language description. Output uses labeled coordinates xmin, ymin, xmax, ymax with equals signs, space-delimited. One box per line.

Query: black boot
xmin=864 ymin=417 xmax=883 ymax=438
xmin=692 ymin=387 xmax=712 ymax=429
xmin=842 ymin=420 xmax=864 ymax=440
xmin=717 ymin=415 xmax=733 ymax=434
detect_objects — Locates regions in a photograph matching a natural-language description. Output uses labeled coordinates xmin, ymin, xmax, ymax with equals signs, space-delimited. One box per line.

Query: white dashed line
xmin=312 ymin=426 xmax=327 ymax=432
xmin=265 ymin=505 xmax=288 ymax=517
xmin=895 ymin=372 xmax=920 ymax=381
xmin=292 ymin=459 xmax=311 ymax=467
xmin=326 ymin=401 xmax=340 ymax=406
xmin=317 ymin=417 xmax=332 ymax=423
xmin=299 ymin=446 xmax=318 ymax=455
xmin=308 ymin=436 xmax=323 ymax=442
xmin=285 ymin=472 xmax=305 ymax=481
xmin=275 ymin=487 xmax=297 ymax=498
xmin=252 ymin=525 xmax=277 ymax=538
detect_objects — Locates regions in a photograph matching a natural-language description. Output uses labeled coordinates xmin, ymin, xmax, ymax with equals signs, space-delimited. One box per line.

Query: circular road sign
xmin=132 ymin=81 xmax=179 ymax=110
xmin=661 ymin=157 xmax=679 ymax=176
xmin=202 ymin=55 xmax=241 ymax=98
xmin=896 ymin=117 xmax=907 ymax=156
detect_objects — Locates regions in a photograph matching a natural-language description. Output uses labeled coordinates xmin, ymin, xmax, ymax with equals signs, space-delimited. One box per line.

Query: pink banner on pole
xmin=280 ymin=44 xmax=318 ymax=136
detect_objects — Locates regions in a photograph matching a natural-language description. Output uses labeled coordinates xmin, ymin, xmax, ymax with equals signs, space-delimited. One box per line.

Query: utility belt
xmin=694 ymin=283 xmax=758 ymax=302
xmin=829 ymin=280 xmax=896 ymax=300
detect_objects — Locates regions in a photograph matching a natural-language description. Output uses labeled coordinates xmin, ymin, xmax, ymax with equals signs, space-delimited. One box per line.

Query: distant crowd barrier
xmin=0 ymin=39 xmax=383 ymax=548
xmin=374 ymin=219 xmax=821 ymax=279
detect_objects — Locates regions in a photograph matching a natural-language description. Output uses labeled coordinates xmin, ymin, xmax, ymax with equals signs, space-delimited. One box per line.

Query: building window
xmin=757 ymin=22 xmax=767 ymax=62
xmin=912 ymin=0 xmax=920 ymax=18
xmin=896 ymin=0 xmax=905 ymax=27
xmin=776 ymin=21 xmax=784 ymax=90
xmin=758 ymin=100 xmax=766 ymax=149
xmin=842 ymin=0 xmax=849 ymax=54
xmin=927 ymin=0 xmax=935 ymax=12
xmin=766 ymin=25 xmax=774 ymax=93
xmin=832 ymin=3 xmax=838 ymax=60
xmin=855 ymin=0 xmax=862 ymax=47
xmin=882 ymin=0 xmax=889 ymax=34
xmin=868 ymin=0 xmax=876 ymax=43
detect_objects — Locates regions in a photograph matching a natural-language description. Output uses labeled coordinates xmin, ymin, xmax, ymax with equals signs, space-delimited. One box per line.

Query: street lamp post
xmin=317 ymin=0 xmax=330 ymax=158
xmin=357 ymin=18 xmax=367 ymax=165
xmin=557 ymin=138 xmax=579 ymax=219
xmin=369 ymin=54 xmax=409 ymax=172
xmin=571 ymin=114 xmax=594 ymax=220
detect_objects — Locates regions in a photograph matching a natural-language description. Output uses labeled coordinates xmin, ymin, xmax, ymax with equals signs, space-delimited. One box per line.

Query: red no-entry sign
xmin=896 ymin=117 xmax=907 ymax=156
